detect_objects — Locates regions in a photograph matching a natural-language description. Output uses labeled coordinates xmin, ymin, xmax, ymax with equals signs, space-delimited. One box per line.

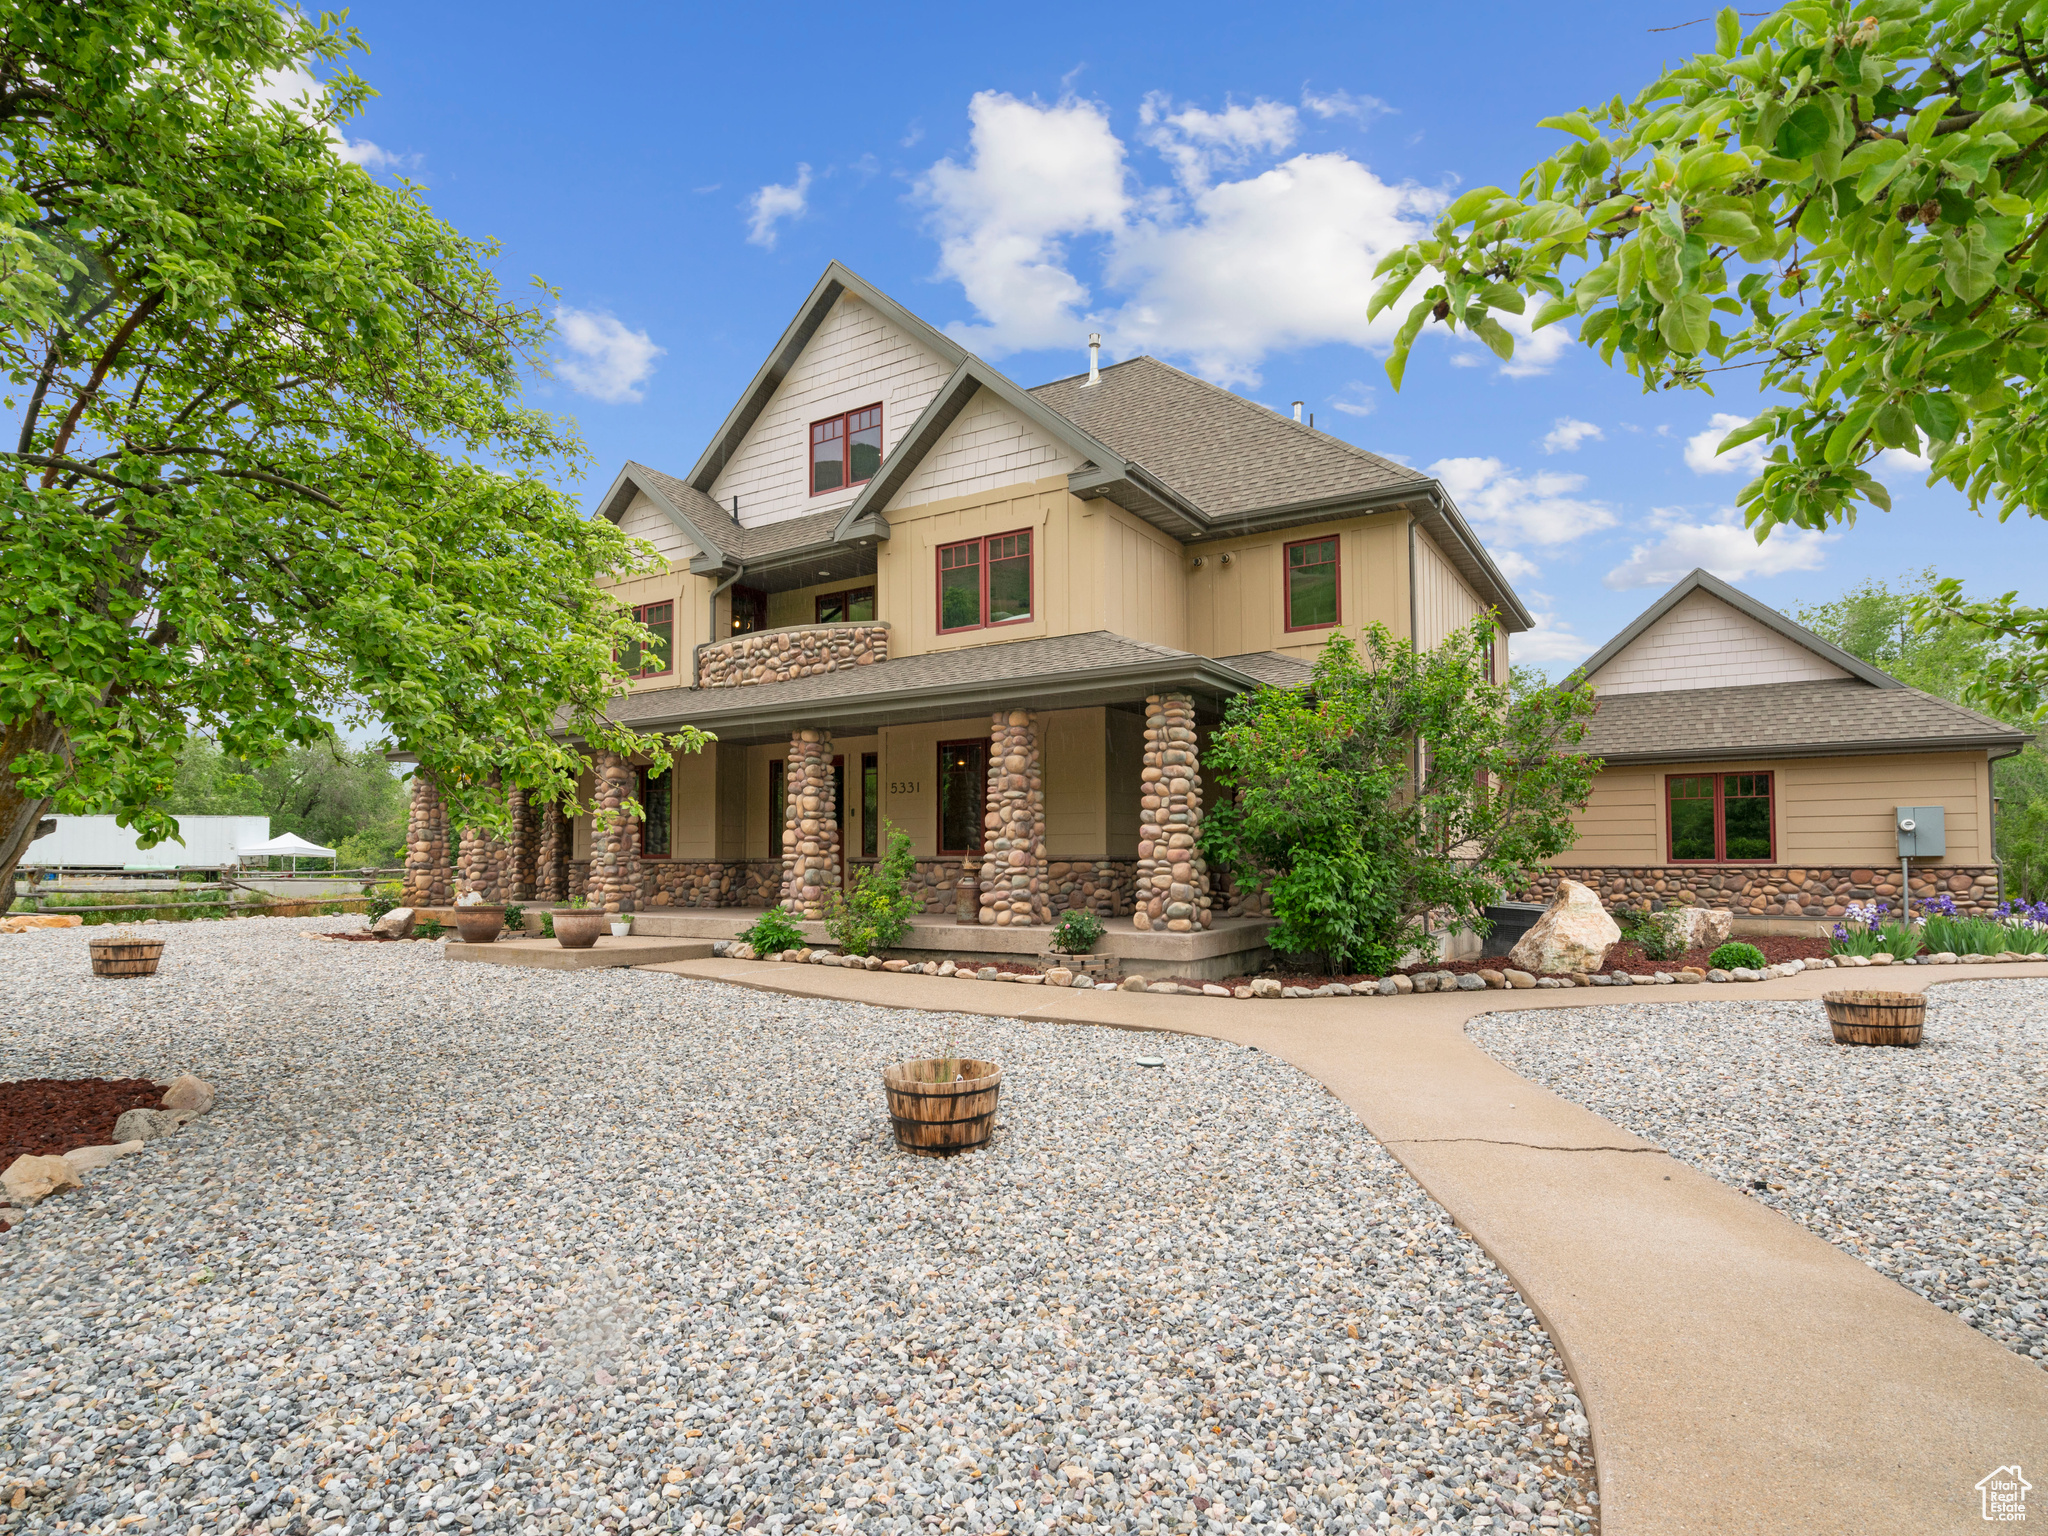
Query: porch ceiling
xmin=599 ymin=630 xmax=1267 ymax=745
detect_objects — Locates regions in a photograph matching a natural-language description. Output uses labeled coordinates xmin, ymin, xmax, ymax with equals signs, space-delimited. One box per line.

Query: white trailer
xmin=21 ymin=815 xmax=271 ymax=870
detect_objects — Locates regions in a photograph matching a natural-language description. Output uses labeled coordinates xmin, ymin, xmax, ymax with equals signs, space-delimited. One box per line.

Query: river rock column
xmin=506 ymin=788 xmax=537 ymax=900
xmin=1135 ymin=693 xmax=1210 ymax=932
xmin=979 ymin=709 xmax=1048 ymax=926
xmin=535 ymin=799 xmax=568 ymax=903
xmin=402 ymin=772 xmax=453 ymax=908
xmin=781 ymin=730 xmax=840 ymax=918
xmin=588 ymin=751 xmax=641 ymax=914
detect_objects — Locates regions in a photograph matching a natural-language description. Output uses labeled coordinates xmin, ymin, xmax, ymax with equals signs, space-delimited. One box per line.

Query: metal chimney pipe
xmin=1292 ymin=400 xmax=1304 ymax=422
xmin=1087 ymin=333 xmax=1101 ymax=386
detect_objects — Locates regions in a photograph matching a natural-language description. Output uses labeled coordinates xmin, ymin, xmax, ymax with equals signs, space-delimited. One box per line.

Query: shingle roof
xmin=1030 ymin=357 xmax=1428 ymax=519
xmin=1580 ymin=679 xmax=2029 ymax=763
xmin=601 ymin=631 xmax=1269 ymax=741
xmin=1215 ymin=651 xmax=1316 ymax=688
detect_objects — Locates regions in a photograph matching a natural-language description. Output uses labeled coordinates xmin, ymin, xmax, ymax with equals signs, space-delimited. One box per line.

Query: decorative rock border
xmin=706 ymin=942 xmax=2047 ymax=998
xmin=0 ymin=1073 xmax=215 ymax=1231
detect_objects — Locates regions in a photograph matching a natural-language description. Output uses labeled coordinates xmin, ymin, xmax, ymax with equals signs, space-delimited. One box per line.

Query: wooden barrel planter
xmin=452 ymin=908 xmax=507 ymax=944
xmin=883 ymin=1058 xmax=1002 ymax=1157
xmin=88 ymin=938 xmax=164 ymax=978
xmin=1823 ymin=989 xmax=1926 ymax=1047
xmin=551 ymin=909 xmax=608 ymax=950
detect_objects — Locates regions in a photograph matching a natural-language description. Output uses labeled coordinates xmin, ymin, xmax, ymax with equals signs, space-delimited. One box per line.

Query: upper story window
xmin=730 ymin=586 xmax=767 ymax=635
xmin=811 ymin=403 xmax=883 ymax=495
xmin=622 ymin=601 xmax=673 ymax=677
xmin=1285 ymin=536 xmax=1340 ymax=631
xmin=1668 ymin=772 xmax=1774 ymax=863
xmin=937 ymin=530 xmax=1032 ymax=634
xmin=816 ymin=586 xmax=876 ymax=624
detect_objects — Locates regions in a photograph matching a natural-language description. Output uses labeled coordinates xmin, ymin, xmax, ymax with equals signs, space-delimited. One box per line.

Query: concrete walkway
xmin=641 ymin=955 xmax=2048 ymax=1535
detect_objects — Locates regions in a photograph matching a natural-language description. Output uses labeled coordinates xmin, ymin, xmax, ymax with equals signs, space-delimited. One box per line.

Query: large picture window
xmin=810 ymin=403 xmax=882 ymax=495
xmin=937 ymin=530 xmax=1032 ymax=633
xmin=622 ymin=600 xmax=673 ymax=676
xmin=1284 ymin=536 xmax=1340 ymax=631
xmin=1668 ymin=772 xmax=1774 ymax=862
xmin=637 ymin=765 xmax=671 ymax=858
xmin=938 ymin=741 xmax=986 ymax=856
xmin=816 ymin=586 xmax=876 ymax=624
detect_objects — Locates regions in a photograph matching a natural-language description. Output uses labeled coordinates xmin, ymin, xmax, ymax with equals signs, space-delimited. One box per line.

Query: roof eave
xmin=598 ymin=463 xmax=729 ymax=567
xmin=1590 ymin=732 xmax=2030 ymax=765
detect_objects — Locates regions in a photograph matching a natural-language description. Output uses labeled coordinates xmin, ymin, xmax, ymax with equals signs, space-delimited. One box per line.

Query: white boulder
xmin=1507 ymin=880 xmax=1623 ymax=975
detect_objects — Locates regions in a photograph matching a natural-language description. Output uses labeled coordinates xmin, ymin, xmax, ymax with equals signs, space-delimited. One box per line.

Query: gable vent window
xmin=811 ymin=403 xmax=883 ymax=495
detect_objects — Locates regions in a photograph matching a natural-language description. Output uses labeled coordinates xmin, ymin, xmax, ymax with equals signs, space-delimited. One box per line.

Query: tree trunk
xmin=0 ymin=710 xmax=67 ymax=915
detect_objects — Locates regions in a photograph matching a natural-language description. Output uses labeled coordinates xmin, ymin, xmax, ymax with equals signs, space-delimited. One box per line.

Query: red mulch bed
xmin=0 ymin=1077 xmax=164 ymax=1166
xmin=1208 ymin=934 xmax=1836 ymax=990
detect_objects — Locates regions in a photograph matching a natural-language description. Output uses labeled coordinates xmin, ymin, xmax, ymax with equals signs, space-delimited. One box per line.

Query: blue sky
xmin=323 ymin=0 xmax=2048 ymax=675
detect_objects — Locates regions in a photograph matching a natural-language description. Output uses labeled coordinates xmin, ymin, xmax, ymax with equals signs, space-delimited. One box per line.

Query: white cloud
xmin=745 ymin=165 xmax=812 ymax=249
xmin=1602 ymin=505 xmax=1833 ymax=590
xmin=1513 ymin=603 xmax=1597 ymax=666
xmin=1684 ymin=412 xmax=1769 ymax=475
xmin=1301 ymin=87 xmax=1393 ymax=124
xmin=253 ymin=63 xmax=411 ymax=172
xmin=915 ymin=91 xmax=1449 ymax=385
xmin=1491 ymin=549 xmax=1541 ymax=581
xmin=920 ymin=93 xmax=1130 ymax=354
xmin=1428 ymin=455 xmax=1618 ymax=551
xmin=554 ymin=308 xmax=664 ymax=404
xmin=1541 ymin=417 xmax=1602 ymax=454
xmin=1329 ymin=381 xmax=1376 ymax=417
xmin=1876 ymin=431 xmax=1933 ymax=474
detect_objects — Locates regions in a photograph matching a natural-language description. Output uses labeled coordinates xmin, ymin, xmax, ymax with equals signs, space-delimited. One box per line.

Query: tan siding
xmin=665 ymin=747 xmax=718 ymax=860
xmin=598 ymin=564 xmax=704 ymax=699
xmin=1096 ymin=506 xmax=1188 ymax=650
xmin=1590 ymin=588 xmax=1850 ymax=695
xmin=714 ymin=745 xmax=747 ymax=862
xmin=1552 ymin=751 xmax=1994 ymax=866
xmin=707 ymin=292 xmax=954 ymax=533
xmin=1043 ymin=708 xmax=1106 ymax=857
xmin=874 ymin=717 xmax=1011 ymax=860
xmin=1183 ymin=512 xmax=1410 ymax=661
xmin=1411 ymin=527 xmax=1489 ymax=650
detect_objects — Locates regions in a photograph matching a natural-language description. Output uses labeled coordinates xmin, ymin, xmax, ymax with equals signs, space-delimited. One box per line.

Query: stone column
xmin=1136 ymin=693 xmax=1210 ymax=932
xmin=980 ymin=709 xmax=1048 ymax=926
xmin=588 ymin=751 xmax=641 ymax=914
xmin=781 ymin=730 xmax=840 ymax=918
xmin=508 ymin=788 xmax=537 ymax=900
xmin=402 ymin=772 xmax=453 ymax=909
xmin=456 ymin=773 xmax=514 ymax=902
xmin=535 ymin=799 xmax=568 ymax=903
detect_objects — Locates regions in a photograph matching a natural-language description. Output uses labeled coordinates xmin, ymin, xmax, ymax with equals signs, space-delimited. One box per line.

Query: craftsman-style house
xmin=403 ymin=262 xmax=1529 ymax=922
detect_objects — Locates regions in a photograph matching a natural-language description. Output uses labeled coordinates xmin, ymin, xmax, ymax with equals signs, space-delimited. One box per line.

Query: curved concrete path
xmin=641 ymin=955 xmax=2048 ymax=1535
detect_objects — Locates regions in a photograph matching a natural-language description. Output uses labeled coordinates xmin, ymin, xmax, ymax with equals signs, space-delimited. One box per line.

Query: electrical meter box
xmin=1896 ymin=805 xmax=1945 ymax=859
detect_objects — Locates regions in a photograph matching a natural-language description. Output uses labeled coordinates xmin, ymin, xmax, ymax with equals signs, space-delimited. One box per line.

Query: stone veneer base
xmin=1520 ymin=865 xmax=2004 ymax=918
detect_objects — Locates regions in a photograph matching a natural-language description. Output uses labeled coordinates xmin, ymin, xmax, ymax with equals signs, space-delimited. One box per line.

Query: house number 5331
xmin=889 ymin=781 xmax=921 ymax=795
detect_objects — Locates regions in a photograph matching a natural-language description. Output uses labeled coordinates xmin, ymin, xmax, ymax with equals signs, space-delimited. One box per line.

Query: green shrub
xmin=535 ymin=910 xmax=556 ymax=939
xmin=1051 ymin=907 xmax=1106 ymax=955
xmin=414 ymin=917 xmax=446 ymax=940
xmin=1709 ymin=941 xmax=1766 ymax=971
xmin=502 ymin=903 xmax=524 ymax=933
xmin=1920 ymin=912 xmax=2005 ymax=955
xmin=1616 ymin=906 xmax=1686 ymax=961
xmin=824 ymin=825 xmax=920 ymax=956
xmin=366 ymin=882 xmax=402 ymax=924
xmin=739 ymin=905 xmax=807 ymax=954
xmin=1877 ymin=917 xmax=1925 ymax=957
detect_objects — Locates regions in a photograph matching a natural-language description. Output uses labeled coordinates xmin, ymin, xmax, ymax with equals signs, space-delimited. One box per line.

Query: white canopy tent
xmin=234 ymin=831 xmax=336 ymax=873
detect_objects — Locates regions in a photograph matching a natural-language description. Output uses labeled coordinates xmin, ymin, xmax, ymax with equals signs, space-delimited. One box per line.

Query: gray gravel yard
xmin=1468 ymin=982 xmax=2047 ymax=1366
xmin=1 ymin=918 xmax=1595 ymax=1536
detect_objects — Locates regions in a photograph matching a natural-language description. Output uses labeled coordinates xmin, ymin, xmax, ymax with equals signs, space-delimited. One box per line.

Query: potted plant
xmin=883 ymin=1032 xmax=1002 ymax=1157
xmin=89 ymin=927 xmax=165 ymax=978
xmin=551 ymin=895 xmax=608 ymax=950
xmin=610 ymin=912 xmax=634 ymax=938
xmin=450 ymin=891 xmax=505 ymax=945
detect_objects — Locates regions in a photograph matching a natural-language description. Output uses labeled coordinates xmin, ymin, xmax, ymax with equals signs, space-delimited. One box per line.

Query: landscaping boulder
xmin=1507 ymin=880 xmax=1622 ymax=975
xmin=1249 ymin=977 xmax=1283 ymax=999
xmin=162 ymin=1073 xmax=215 ymax=1115
xmin=372 ymin=906 xmax=416 ymax=938
xmin=0 ymin=913 xmax=84 ymax=933
xmin=62 ymin=1141 xmax=143 ymax=1176
xmin=1670 ymin=907 xmax=1734 ymax=951
xmin=3 ymin=1155 xmax=80 ymax=1206
xmin=1120 ymin=974 xmax=1150 ymax=992
xmin=113 ymin=1107 xmax=193 ymax=1143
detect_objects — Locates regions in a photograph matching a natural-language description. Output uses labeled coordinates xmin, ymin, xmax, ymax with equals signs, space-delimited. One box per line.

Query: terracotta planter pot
xmin=89 ymin=939 xmax=164 ymax=978
xmin=552 ymin=909 xmax=608 ymax=950
xmin=452 ymin=909 xmax=506 ymax=945
xmin=1823 ymin=989 xmax=1925 ymax=1046
xmin=882 ymin=1058 xmax=1002 ymax=1157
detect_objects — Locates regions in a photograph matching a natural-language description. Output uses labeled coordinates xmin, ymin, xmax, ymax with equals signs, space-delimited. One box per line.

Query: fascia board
xmin=599 ymin=464 xmax=729 ymax=567
xmin=1416 ymin=486 xmax=1537 ymax=633
xmin=685 ymin=261 xmax=971 ymax=495
xmin=1593 ymin=732 xmax=2030 ymax=765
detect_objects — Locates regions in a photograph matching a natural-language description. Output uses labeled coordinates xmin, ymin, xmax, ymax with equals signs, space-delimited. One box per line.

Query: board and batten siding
xmin=1589 ymin=588 xmax=1850 ymax=695
xmin=1183 ymin=512 xmax=1407 ymax=662
xmin=706 ymin=292 xmax=954 ymax=531
xmin=1554 ymin=751 xmax=1994 ymax=867
xmin=1410 ymin=526 xmax=1489 ymax=649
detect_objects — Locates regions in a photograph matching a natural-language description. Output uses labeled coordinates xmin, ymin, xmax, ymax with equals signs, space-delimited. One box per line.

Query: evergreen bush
xmin=1709 ymin=941 xmax=1766 ymax=972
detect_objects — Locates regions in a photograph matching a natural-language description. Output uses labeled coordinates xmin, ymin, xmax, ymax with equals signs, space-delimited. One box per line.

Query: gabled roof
xmin=592 ymin=460 xmax=737 ymax=566
xmin=682 ymin=261 xmax=970 ymax=495
xmin=1577 ymin=567 xmax=1902 ymax=691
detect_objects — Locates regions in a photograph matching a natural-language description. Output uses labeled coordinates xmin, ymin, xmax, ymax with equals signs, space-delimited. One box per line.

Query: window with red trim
xmin=1284 ymin=536 xmax=1340 ymax=630
xmin=1668 ymin=772 xmax=1774 ymax=862
xmin=936 ymin=530 xmax=1032 ymax=632
xmin=810 ymin=403 xmax=882 ymax=495
xmin=622 ymin=601 xmax=673 ymax=677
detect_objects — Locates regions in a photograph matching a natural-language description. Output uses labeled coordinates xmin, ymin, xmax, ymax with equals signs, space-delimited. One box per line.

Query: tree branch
xmin=38 ymin=291 xmax=164 ymax=486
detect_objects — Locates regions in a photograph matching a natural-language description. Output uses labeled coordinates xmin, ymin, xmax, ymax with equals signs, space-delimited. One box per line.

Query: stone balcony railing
xmin=696 ymin=621 xmax=889 ymax=688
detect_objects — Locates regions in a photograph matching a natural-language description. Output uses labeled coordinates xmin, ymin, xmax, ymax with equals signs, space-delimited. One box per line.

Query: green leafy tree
xmin=165 ymin=734 xmax=408 ymax=866
xmin=823 ymin=824 xmax=921 ymax=956
xmin=0 ymin=1 xmax=700 ymax=910
xmin=1369 ymin=1 xmax=2048 ymax=718
xmin=1201 ymin=620 xmax=1602 ymax=974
